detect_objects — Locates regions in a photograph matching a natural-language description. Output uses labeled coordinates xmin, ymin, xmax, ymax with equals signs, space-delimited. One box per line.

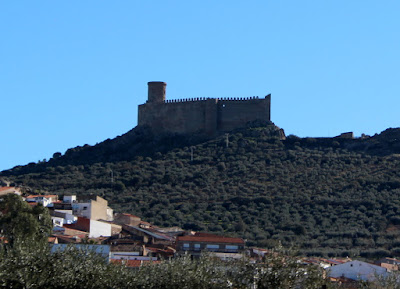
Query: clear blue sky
xmin=1 ymin=1 xmax=399 ymax=171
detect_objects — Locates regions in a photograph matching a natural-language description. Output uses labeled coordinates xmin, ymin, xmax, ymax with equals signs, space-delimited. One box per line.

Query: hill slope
xmin=3 ymin=123 xmax=400 ymax=258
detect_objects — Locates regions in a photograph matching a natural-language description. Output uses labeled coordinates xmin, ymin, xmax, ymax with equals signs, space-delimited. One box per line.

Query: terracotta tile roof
xmin=26 ymin=194 xmax=57 ymax=199
xmin=0 ymin=187 xmax=20 ymax=196
xmin=177 ymin=233 xmax=244 ymax=244
xmin=122 ymin=213 xmax=141 ymax=218
xmin=251 ymin=247 xmax=270 ymax=252
xmin=55 ymin=226 xmax=89 ymax=237
xmin=302 ymin=259 xmax=319 ymax=265
xmin=383 ymin=257 xmax=400 ymax=261
xmin=321 ymin=258 xmax=342 ymax=265
xmin=48 ymin=237 xmax=58 ymax=243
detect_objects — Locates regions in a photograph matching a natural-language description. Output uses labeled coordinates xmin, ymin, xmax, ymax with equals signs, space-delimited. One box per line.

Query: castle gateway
xmin=138 ymin=82 xmax=271 ymax=136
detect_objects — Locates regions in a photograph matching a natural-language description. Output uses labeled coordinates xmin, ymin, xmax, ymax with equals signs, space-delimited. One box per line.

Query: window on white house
xmin=183 ymin=243 xmax=190 ymax=250
xmin=194 ymin=244 xmax=200 ymax=250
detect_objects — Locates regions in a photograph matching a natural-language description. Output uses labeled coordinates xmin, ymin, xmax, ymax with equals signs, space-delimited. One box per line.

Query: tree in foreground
xmin=0 ymin=194 xmax=52 ymax=247
xmin=0 ymin=249 xmax=330 ymax=289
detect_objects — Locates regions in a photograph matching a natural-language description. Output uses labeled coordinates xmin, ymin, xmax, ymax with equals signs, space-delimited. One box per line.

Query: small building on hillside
xmin=0 ymin=187 xmax=21 ymax=197
xmin=71 ymin=196 xmax=114 ymax=221
xmin=375 ymin=257 xmax=400 ymax=266
xmin=176 ymin=232 xmax=245 ymax=259
xmin=375 ymin=257 xmax=400 ymax=271
xmin=50 ymin=210 xmax=77 ymax=226
xmin=25 ymin=194 xmax=58 ymax=207
xmin=327 ymin=260 xmax=390 ymax=282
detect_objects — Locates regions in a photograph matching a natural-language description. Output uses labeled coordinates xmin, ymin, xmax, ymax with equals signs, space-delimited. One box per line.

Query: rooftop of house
xmin=120 ymin=213 xmax=141 ymax=219
xmin=26 ymin=194 xmax=58 ymax=199
xmin=48 ymin=236 xmax=58 ymax=243
xmin=108 ymin=238 xmax=140 ymax=245
xmin=0 ymin=186 xmax=18 ymax=192
xmin=54 ymin=226 xmax=90 ymax=237
xmin=123 ymin=225 xmax=173 ymax=241
xmin=53 ymin=234 xmax=84 ymax=244
xmin=110 ymin=244 xmax=143 ymax=252
xmin=153 ymin=226 xmax=184 ymax=233
xmin=75 ymin=195 xmax=107 ymax=203
xmin=378 ymin=257 xmax=400 ymax=262
xmin=177 ymin=232 xmax=244 ymax=244
xmin=320 ymin=258 xmax=348 ymax=265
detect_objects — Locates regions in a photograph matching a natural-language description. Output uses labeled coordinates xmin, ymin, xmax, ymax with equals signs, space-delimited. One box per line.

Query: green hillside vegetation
xmin=3 ymin=122 xmax=400 ymax=258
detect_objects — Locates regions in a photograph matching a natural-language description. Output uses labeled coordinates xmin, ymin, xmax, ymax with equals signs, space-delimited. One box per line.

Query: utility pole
xmin=225 ymin=133 xmax=229 ymax=148
xmin=190 ymin=146 xmax=194 ymax=162
xmin=110 ymin=170 xmax=114 ymax=189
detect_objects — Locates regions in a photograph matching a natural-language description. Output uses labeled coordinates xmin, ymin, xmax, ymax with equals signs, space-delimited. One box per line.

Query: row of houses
xmin=20 ymin=192 xmax=246 ymax=266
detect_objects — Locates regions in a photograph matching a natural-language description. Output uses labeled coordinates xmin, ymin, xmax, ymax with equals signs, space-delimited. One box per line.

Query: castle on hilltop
xmin=138 ymin=82 xmax=271 ymax=136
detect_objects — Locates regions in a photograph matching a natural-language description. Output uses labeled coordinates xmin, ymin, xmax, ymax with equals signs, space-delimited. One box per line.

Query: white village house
xmin=327 ymin=260 xmax=390 ymax=282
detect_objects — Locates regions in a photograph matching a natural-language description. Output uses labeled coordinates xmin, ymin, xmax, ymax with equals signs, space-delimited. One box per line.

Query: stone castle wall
xmin=138 ymin=82 xmax=271 ymax=136
xmin=217 ymin=98 xmax=270 ymax=132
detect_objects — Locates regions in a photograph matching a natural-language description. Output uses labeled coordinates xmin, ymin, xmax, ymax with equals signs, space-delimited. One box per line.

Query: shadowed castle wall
xmin=217 ymin=98 xmax=270 ymax=132
xmin=138 ymin=99 xmax=218 ymax=135
xmin=138 ymin=82 xmax=271 ymax=136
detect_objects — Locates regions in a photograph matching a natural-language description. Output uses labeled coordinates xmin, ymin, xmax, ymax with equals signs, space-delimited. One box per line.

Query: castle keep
xmin=138 ymin=82 xmax=271 ymax=136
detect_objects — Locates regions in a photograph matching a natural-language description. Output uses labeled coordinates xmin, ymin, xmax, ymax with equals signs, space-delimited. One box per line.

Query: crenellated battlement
xmin=138 ymin=82 xmax=271 ymax=136
xmin=163 ymin=97 xmax=209 ymax=103
xmin=163 ymin=96 xmax=266 ymax=104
